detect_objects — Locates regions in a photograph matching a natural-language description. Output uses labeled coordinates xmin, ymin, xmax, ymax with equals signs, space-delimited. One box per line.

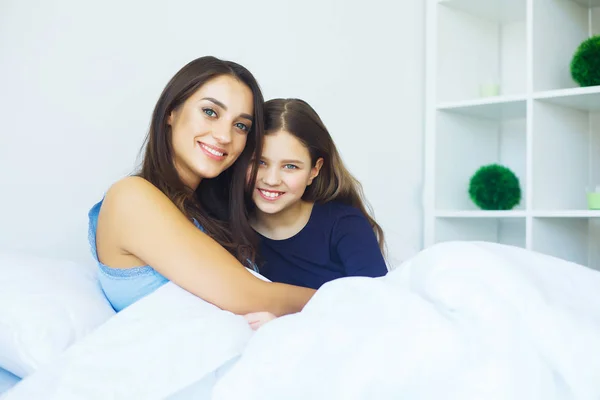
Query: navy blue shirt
xmin=256 ymin=201 xmax=388 ymax=289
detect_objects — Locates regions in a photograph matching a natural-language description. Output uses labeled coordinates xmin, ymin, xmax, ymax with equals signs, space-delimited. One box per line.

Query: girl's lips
xmin=257 ymin=188 xmax=285 ymax=201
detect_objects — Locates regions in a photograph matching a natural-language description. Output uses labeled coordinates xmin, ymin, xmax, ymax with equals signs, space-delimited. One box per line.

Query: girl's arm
xmin=332 ymin=212 xmax=389 ymax=278
xmin=97 ymin=176 xmax=315 ymax=317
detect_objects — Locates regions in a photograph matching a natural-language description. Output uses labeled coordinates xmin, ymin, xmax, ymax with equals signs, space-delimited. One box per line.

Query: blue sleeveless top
xmin=88 ymin=199 xmax=204 ymax=312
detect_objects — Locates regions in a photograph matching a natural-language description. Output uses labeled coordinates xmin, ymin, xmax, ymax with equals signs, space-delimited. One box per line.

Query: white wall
xmin=0 ymin=0 xmax=425 ymax=267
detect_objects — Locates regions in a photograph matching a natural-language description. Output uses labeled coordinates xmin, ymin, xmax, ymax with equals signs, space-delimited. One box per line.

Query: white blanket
xmin=3 ymin=241 xmax=600 ymax=400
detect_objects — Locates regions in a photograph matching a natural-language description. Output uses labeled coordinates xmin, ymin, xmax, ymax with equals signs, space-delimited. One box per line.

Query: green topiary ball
xmin=571 ymin=35 xmax=600 ymax=87
xmin=468 ymin=164 xmax=521 ymax=210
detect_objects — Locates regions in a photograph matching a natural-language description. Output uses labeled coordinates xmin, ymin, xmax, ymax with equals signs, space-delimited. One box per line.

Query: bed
xmin=0 ymin=369 xmax=19 ymax=396
xmin=1 ymin=241 xmax=599 ymax=399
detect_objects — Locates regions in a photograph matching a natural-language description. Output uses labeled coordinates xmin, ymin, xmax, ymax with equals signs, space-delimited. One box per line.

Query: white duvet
xmin=3 ymin=241 xmax=600 ymax=400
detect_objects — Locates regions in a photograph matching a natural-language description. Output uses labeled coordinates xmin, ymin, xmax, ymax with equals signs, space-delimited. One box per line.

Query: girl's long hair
xmin=262 ymin=98 xmax=386 ymax=254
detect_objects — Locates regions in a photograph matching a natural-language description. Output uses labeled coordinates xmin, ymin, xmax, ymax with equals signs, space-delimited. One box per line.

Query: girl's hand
xmin=244 ymin=311 xmax=277 ymax=330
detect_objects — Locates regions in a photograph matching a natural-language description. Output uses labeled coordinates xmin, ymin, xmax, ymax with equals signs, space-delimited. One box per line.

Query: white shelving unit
xmin=425 ymin=0 xmax=600 ymax=270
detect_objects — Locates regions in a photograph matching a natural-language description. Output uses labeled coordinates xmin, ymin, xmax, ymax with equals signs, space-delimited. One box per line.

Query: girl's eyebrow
xmin=261 ymin=156 xmax=305 ymax=165
xmin=201 ymin=97 xmax=253 ymax=122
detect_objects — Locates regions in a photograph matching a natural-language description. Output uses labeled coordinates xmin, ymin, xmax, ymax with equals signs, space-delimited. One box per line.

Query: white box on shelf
xmin=532 ymin=88 xmax=600 ymax=210
xmin=532 ymin=217 xmax=600 ymax=269
xmin=533 ymin=0 xmax=600 ymax=92
xmin=435 ymin=100 xmax=527 ymax=211
xmin=436 ymin=0 xmax=527 ymax=103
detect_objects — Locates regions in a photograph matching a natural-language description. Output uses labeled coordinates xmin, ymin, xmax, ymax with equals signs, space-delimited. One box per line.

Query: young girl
xmin=248 ymin=98 xmax=388 ymax=290
xmin=88 ymin=57 xmax=315 ymax=318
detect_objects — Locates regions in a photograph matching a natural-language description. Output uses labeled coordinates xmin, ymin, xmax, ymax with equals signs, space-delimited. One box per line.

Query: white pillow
xmin=2 ymin=276 xmax=263 ymax=400
xmin=0 ymin=251 xmax=116 ymax=378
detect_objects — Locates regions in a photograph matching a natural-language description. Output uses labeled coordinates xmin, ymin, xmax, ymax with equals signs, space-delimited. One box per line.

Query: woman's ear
xmin=308 ymin=158 xmax=324 ymax=185
xmin=167 ymin=107 xmax=179 ymax=126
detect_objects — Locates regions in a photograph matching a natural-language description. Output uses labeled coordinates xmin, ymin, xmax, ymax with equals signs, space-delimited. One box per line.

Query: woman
xmin=88 ymin=56 xmax=315 ymax=317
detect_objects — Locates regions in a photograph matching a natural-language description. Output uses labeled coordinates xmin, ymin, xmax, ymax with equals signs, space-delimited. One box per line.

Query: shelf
xmin=436 ymin=0 xmax=526 ymax=103
xmin=533 ymin=86 xmax=600 ymax=111
xmin=435 ymin=217 xmax=526 ymax=248
xmin=436 ymin=210 xmax=600 ymax=218
xmin=532 ymin=97 xmax=600 ymax=210
xmin=438 ymin=0 xmax=526 ymax=23
xmin=426 ymin=0 xmax=600 ymax=267
xmin=435 ymin=210 xmax=527 ymax=218
xmin=437 ymin=95 xmax=527 ymax=120
xmin=533 ymin=0 xmax=600 ymax=92
xmin=532 ymin=217 xmax=600 ymax=269
xmin=570 ymin=0 xmax=600 ymax=7
xmin=435 ymin=108 xmax=526 ymax=211
xmin=531 ymin=210 xmax=600 ymax=217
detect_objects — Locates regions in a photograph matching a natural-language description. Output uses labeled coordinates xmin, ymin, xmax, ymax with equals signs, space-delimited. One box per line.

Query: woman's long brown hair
xmin=137 ymin=56 xmax=263 ymax=264
xmin=262 ymin=98 xmax=386 ymax=255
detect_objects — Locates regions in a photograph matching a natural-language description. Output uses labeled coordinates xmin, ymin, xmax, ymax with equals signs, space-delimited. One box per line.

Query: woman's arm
xmin=97 ymin=176 xmax=315 ymax=316
xmin=332 ymin=212 xmax=389 ymax=278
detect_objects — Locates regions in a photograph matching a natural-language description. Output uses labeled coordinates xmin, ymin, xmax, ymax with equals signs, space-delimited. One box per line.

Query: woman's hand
xmin=244 ymin=311 xmax=277 ymax=330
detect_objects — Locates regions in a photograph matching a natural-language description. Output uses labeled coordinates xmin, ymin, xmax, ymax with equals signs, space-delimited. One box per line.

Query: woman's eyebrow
xmin=201 ymin=97 xmax=253 ymax=121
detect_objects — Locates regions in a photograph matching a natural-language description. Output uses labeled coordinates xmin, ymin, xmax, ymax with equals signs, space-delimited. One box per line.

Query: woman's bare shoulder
xmin=97 ymin=175 xmax=186 ymax=256
xmin=96 ymin=176 xmax=178 ymax=266
xmin=105 ymin=176 xmax=160 ymax=201
xmin=101 ymin=176 xmax=174 ymax=218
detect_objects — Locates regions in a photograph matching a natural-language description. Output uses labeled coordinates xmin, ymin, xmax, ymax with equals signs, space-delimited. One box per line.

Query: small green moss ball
xmin=571 ymin=35 xmax=600 ymax=87
xmin=468 ymin=164 xmax=521 ymax=210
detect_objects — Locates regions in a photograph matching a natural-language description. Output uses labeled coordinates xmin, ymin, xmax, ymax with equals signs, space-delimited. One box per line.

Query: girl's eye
xmin=258 ymin=160 xmax=266 ymax=166
xmin=235 ymin=122 xmax=250 ymax=132
xmin=203 ymin=108 xmax=217 ymax=117
xmin=283 ymin=164 xmax=298 ymax=170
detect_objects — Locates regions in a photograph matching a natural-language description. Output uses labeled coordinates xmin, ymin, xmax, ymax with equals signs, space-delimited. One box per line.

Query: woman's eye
xmin=259 ymin=160 xmax=266 ymax=166
xmin=203 ymin=108 xmax=217 ymax=117
xmin=235 ymin=122 xmax=249 ymax=132
xmin=283 ymin=164 xmax=298 ymax=170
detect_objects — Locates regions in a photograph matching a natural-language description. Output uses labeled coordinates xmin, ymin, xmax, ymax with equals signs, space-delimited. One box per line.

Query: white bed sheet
xmin=212 ymin=241 xmax=600 ymax=399
xmin=2 ymin=242 xmax=600 ymax=399
xmin=0 ymin=369 xmax=19 ymax=395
